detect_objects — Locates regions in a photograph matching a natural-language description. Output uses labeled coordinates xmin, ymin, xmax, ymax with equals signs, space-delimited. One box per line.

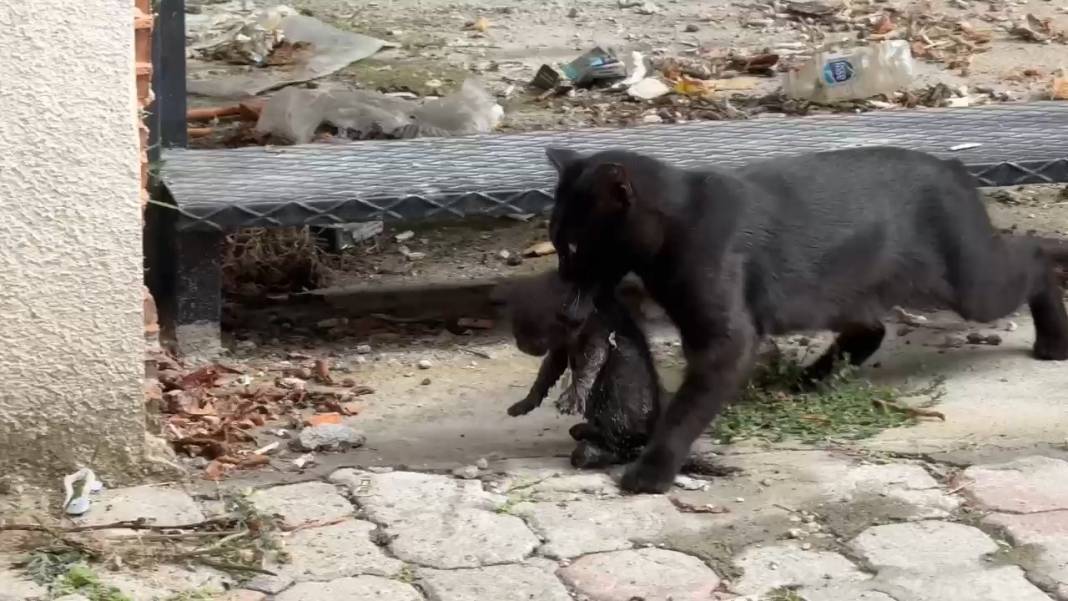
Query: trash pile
xmin=152 ymin=354 xmax=371 ymax=481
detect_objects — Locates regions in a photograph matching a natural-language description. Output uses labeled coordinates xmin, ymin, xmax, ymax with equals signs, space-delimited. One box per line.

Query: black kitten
xmin=545 ymin=145 xmax=1068 ymax=493
xmin=504 ymin=270 xmax=661 ymax=469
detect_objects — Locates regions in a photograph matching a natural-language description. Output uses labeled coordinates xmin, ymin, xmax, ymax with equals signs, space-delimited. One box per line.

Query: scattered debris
xmin=634 ymin=1 xmax=661 ymax=15
xmin=452 ymin=465 xmax=480 ymax=479
xmin=62 ymin=469 xmax=104 ymax=516
xmin=627 ymin=77 xmax=672 ymax=100
xmin=394 ymin=230 xmax=415 ymax=243
xmin=523 ymin=241 xmax=556 ymax=257
xmin=475 ymin=457 xmax=490 ymax=470
xmin=530 ymin=64 xmax=563 ymax=90
xmin=673 ymin=475 xmax=709 ymax=491
xmin=255 ymin=79 xmax=502 ymax=144
xmin=1009 ymin=14 xmax=1061 ymax=43
xmin=670 ymin=497 xmax=730 ymax=514
xmin=966 ymin=332 xmax=1002 ymax=346
xmin=562 ymin=47 xmax=628 ymax=88
xmin=1053 ymin=69 xmax=1068 ymax=100
xmin=417 ymin=359 xmax=433 ymax=370
xmin=186 ymin=6 xmax=392 ymax=98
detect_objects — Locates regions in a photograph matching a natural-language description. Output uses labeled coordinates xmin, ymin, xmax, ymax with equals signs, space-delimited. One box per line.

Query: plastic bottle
xmin=783 ymin=40 xmax=915 ymax=102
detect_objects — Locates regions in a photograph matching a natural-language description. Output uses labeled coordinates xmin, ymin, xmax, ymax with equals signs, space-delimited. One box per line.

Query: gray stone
xmin=297 ymin=424 xmax=365 ymax=452
xmin=250 ymin=481 xmax=353 ymax=529
xmin=558 ymin=548 xmax=721 ymax=601
xmin=275 ymin=576 xmax=422 ymax=601
xmin=452 ymin=465 xmax=480 ymax=480
xmin=274 ymin=519 xmax=403 ymax=581
xmin=330 ymin=469 xmax=504 ymax=524
xmin=74 ymin=484 xmax=204 ymax=530
xmin=513 ymin=495 xmax=681 ymax=558
xmin=731 ymin=543 xmax=868 ymax=597
xmin=985 ymin=511 xmax=1068 ymax=591
xmin=880 ymin=565 xmax=1052 ymax=601
xmin=850 ymin=521 xmax=999 ymax=573
xmin=419 ymin=563 xmax=571 ymax=601
xmin=244 ymin=573 xmax=296 ymax=595
xmin=961 ymin=455 xmax=1068 ymax=513
xmin=388 ymin=507 xmax=539 ymax=568
xmin=821 ymin=463 xmax=960 ymax=519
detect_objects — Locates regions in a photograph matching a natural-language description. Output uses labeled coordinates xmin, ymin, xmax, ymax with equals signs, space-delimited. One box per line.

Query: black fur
xmin=545 ymin=145 xmax=1068 ymax=493
xmin=504 ymin=270 xmax=661 ymax=468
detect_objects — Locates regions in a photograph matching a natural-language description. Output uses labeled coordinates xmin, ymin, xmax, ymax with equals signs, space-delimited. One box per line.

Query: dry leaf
xmin=305 ymin=412 xmax=343 ymax=426
xmin=1053 ymin=71 xmax=1068 ymax=100
xmin=673 ymin=75 xmax=715 ymax=96
xmin=314 ymin=358 xmax=334 ymax=385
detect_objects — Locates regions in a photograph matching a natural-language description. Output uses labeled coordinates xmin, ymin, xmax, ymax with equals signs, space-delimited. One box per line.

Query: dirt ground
xmin=186 ymin=0 xmax=1068 ymax=140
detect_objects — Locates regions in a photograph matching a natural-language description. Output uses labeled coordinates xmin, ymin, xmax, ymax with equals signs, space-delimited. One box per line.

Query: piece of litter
xmin=63 ymin=468 xmax=104 ymax=516
xmin=394 ymin=230 xmax=415 ymax=242
xmin=293 ymin=453 xmax=317 ymax=469
xmin=254 ymin=441 xmax=281 ymax=455
xmin=627 ymin=77 xmax=671 ymax=100
xmin=949 ymin=142 xmax=982 ymax=151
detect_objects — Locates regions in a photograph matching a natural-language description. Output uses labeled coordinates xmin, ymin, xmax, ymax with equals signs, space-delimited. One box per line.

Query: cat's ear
xmin=545 ymin=147 xmax=582 ymax=173
xmin=591 ymin=162 xmax=635 ymax=211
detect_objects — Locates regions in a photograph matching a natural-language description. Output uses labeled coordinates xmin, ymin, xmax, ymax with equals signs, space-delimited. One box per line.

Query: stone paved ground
xmin=5 ymin=451 xmax=1068 ymax=600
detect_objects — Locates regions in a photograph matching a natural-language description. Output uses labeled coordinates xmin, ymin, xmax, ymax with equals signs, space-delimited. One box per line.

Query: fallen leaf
xmin=305 ymin=412 xmax=342 ymax=426
xmin=522 ymin=241 xmax=556 ymax=257
xmin=872 ymin=14 xmax=894 ymax=35
xmin=203 ymin=460 xmax=231 ymax=481
xmin=465 ymin=16 xmax=490 ymax=32
xmin=1053 ymin=71 xmax=1068 ymax=100
xmin=673 ymin=75 xmax=714 ymax=96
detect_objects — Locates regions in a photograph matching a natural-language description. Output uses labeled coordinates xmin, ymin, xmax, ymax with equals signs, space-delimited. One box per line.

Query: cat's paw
xmin=1033 ymin=335 xmax=1068 ymax=361
xmin=507 ymin=398 xmax=538 ymax=416
xmin=620 ymin=455 xmax=677 ymax=494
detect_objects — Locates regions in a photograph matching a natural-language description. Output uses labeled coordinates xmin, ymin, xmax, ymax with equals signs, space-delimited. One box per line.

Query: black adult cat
xmin=504 ymin=270 xmax=661 ymax=468
xmin=544 ymin=145 xmax=1068 ymax=493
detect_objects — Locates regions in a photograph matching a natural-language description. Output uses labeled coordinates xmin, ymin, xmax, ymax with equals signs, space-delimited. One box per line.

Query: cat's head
xmin=544 ymin=146 xmax=665 ymax=325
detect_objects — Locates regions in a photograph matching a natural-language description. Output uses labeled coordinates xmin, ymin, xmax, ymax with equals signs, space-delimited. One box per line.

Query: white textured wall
xmin=0 ymin=1 xmax=145 ymax=483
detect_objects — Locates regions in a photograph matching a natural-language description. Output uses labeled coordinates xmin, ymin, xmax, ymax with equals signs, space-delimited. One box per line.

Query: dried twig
xmin=0 ymin=515 xmax=238 ymax=534
xmin=872 ymin=399 xmax=946 ymax=421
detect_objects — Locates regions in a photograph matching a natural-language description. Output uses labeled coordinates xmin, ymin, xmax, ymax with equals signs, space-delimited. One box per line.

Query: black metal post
xmin=155 ymin=0 xmax=187 ymax=149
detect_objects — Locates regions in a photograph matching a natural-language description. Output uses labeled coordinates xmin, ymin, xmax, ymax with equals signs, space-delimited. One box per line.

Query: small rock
xmin=417 ymin=359 xmax=433 ymax=370
xmin=453 ymin=465 xmax=480 ymax=479
xmin=685 ymin=23 xmax=699 ymax=31
xmin=506 ymin=254 xmax=523 ymax=266
xmin=356 ymin=344 xmax=372 ymax=354
xmin=673 ymin=475 xmax=707 ymax=490
xmin=394 ymin=230 xmax=415 ymax=242
xmin=476 ymin=457 xmax=490 ymax=470
xmin=788 ymin=528 xmax=806 ymax=539
xmin=421 ymin=378 xmax=431 ymax=385
xmin=498 ymin=249 xmax=512 ymax=261
xmin=297 ymin=424 xmax=366 ymax=452
xmin=317 ymin=318 xmax=344 ymax=329
xmin=635 ymin=0 xmax=661 ymax=14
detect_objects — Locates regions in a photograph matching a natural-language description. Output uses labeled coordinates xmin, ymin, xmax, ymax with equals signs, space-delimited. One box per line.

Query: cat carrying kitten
xmin=544 ymin=145 xmax=1068 ymax=493
xmin=504 ymin=270 xmax=661 ymax=468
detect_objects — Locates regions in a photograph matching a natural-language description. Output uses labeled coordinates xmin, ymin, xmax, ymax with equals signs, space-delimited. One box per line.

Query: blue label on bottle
xmin=822 ymin=58 xmax=855 ymax=85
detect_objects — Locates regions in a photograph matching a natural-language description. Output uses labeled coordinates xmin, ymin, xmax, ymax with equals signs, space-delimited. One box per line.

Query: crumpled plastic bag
xmin=256 ymin=79 xmax=504 ymax=144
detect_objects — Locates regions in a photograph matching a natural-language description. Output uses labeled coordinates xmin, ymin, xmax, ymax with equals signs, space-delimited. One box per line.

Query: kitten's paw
xmin=620 ymin=456 xmax=676 ymax=494
xmin=1033 ymin=336 xmax=1068 ymax=361
xmin=507 ymin=398 xmax=538 ymax=416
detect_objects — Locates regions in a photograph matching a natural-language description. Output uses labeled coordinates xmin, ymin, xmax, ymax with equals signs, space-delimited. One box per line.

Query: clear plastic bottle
xmin=783 ymin=40 xmax=915 ymax=102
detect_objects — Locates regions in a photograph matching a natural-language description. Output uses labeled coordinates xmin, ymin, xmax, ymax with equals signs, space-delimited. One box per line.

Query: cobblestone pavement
xmin=5 ymin=451 xmax=1067 ymax=600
